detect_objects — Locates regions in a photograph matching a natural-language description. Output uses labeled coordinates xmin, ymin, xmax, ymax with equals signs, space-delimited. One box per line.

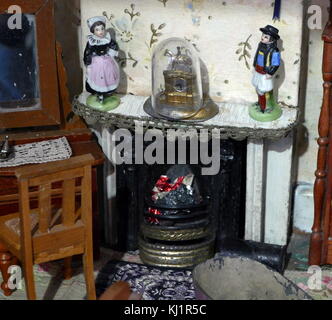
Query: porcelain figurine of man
xmin=250 ymin=25 xmax=282 ymax=122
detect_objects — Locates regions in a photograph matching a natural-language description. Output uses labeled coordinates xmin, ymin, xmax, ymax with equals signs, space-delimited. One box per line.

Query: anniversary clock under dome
xmin=151 ymin=37 xmax=203 ymax=120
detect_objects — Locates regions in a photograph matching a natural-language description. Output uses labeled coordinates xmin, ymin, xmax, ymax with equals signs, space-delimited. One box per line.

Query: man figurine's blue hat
xmin=260 ymin=25 xmax=280 ymax=40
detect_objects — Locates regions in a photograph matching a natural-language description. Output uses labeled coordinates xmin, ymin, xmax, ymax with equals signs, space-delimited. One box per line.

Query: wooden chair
xmin=0 ymin=154 xmax=96 ymax=300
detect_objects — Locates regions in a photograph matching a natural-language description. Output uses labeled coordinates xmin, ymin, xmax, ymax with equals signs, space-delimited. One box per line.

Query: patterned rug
xmin=95 ymin=260 xmax=332 ymax=301
xmin=95 ymin=260 xmax=195 ymax=300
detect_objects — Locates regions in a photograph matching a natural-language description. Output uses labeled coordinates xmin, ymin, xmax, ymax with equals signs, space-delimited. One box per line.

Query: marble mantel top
xmin=73 ymin=93 xmax=299 ymax=141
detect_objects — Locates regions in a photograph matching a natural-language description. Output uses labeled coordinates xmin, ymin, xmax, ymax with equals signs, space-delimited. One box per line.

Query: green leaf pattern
xmin=236 ymin=34 xmax=253 ymax=70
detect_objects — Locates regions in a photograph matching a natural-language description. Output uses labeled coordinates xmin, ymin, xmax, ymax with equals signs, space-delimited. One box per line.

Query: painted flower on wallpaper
xmin=149 ymin=23 xmax=166 ymax=48
xmin=124 ymin=3 xmax=140 ymax=21
xmin=157 ymin=0 xmax=168 ymax=7
xmin=293 ymin=53 xmax=300 ymax=65
xmin=103 ymin=4 xmax=168 ymax=77
xmin=142 ymin=23 xmax=167 ymax=69
xmin=185 ymin=1 xmax=202 ymax=27
xmin=236 ymin=34 xmax=252 ymax=70
xmin=114 ymin=17 xmax=136 ymax=43
xmin=103 ymin=6 xmax=141 ymax=68
xmin=103 ymin=9 xmax=139 ymax=44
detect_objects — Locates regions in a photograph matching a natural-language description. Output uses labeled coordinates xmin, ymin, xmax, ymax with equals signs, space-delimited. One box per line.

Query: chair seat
xmin=0 ymin=211 xmax=40 ymax=255
xmin=0 ymin=209 xmax=84 ymax=262
xmin=0 ymin=213 xmax=32 ymax=258
xmin=0 ymin=205 xmax=65 ymax=237
xmin=4 ymin=212 xmax=39 ymax=236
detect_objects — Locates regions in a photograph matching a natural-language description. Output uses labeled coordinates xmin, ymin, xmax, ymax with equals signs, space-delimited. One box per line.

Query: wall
xmin=296 ymin=0 xmax=328 ymax=184
xmin=80 ymin=0 xmax=304 ymax=106
xmin=293 ymin=0 xmax=328 ymax=232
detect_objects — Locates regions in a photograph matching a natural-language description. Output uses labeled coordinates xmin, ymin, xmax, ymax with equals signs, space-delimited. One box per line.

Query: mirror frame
xmin=0 ymin=0 xmax=60 ymax=129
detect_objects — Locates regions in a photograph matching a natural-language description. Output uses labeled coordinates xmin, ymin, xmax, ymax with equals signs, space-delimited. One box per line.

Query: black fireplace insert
xmin=105 ymin=133 xmax=247 ymax=254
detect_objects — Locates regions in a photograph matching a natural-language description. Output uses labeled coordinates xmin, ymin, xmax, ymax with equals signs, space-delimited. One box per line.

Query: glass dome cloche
xmin=151 ymin=37 xmax=203 ymax=120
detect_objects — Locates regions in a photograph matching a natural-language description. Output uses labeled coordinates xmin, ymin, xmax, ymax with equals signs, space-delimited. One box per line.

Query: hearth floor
xmin=0 ymin=231 xmax=331 ymax=300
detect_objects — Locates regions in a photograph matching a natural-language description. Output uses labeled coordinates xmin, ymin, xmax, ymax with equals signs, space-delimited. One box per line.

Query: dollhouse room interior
xmin=0 ymin=0 xmax=332 ymax=300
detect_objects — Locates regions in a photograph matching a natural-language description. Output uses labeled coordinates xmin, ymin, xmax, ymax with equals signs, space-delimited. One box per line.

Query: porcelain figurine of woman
xmin=249 ymin=25 xmax=282 ymax=122
xmin=84 ymin=16 xmax=121 ymax=110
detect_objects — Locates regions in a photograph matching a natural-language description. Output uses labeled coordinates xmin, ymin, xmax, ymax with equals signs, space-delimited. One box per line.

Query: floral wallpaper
xmin=80 ymin=0 xmax=304 ymax=106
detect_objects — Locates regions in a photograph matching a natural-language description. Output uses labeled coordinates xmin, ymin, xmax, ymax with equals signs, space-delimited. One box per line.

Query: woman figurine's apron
xmin=86 ymin=54 xmax=120 ymax=93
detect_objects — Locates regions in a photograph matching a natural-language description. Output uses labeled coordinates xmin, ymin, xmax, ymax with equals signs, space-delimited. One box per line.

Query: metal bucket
xmin=193 ymin=255 xmax=312 ymax=300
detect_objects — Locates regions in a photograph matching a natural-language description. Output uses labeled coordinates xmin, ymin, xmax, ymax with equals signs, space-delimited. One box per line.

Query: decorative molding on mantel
xmin=73 ymin=93 xmax=299 ymax=141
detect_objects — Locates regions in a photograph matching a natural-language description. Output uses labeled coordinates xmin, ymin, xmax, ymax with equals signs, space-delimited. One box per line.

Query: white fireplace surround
xmin=86 ymin=94 xmax=298 ymax=247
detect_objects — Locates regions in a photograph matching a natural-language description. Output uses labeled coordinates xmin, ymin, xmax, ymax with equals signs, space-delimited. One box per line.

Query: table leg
xmin=63 ymin=257 xmax=73 ymax=280
xmin=0 ymin=242 xmax=14 ymax=296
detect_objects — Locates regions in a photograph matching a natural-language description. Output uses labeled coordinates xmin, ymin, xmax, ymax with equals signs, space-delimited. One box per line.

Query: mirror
xmin=0 ymin=13 xmax=40 ymax=112
xmin=0 ymin=0 xmax=61 ymax=130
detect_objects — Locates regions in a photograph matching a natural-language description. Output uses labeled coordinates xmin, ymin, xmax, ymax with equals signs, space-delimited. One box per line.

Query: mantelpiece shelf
xmin=73 ymin=93 xmax=299 ymax=141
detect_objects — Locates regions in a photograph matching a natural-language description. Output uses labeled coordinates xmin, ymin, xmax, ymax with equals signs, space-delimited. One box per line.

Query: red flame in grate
xmin=151 ymin=175 xmax=185 ymax=202
xmin=147 ymin=208 xmax=162 ymax=224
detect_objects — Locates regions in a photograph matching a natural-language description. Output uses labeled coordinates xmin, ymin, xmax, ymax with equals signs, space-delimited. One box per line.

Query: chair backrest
xmin=15 ymin=154 xmax=95 ymax=263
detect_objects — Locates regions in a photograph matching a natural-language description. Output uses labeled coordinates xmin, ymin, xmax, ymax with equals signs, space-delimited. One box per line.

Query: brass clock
xmin=151 ymin=38 xmax=204 ymax=120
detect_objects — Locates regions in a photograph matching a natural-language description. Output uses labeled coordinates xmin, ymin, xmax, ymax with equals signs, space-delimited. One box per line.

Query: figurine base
xmin=249 ymin=102 xmax=282 ymax=122
xmin=86 ymin=94 xmax=121 ymax=111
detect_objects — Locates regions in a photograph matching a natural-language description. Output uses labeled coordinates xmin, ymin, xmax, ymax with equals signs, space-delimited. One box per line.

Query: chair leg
xmin=0 ymin=243 xmax=14 ymax=296
xmin=23 ymin=261 xmax=36 ymax=300
xmin=82 ymin=248 xmax=96 ymax=300
xmin=63 ymin=257 xmax=73 ymax=280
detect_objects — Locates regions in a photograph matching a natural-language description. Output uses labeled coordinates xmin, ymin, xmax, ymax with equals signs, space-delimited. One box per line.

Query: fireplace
xmin=112 ymin=134 xmax=247 ymax=266
xmin=79 ymin=0 xmax=302 ymax=265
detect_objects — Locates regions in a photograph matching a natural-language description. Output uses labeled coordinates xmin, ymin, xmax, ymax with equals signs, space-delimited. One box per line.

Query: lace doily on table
xmin=0 ymin=137 xmax=72 ymax=168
